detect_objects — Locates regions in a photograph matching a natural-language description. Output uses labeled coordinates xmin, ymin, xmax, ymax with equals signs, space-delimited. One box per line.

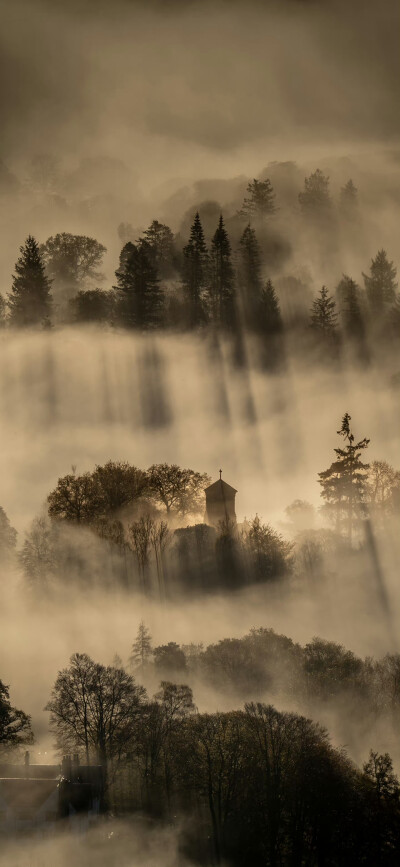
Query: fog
xmin=1 ymin=0 xmax=400 ymax=858
xmin=0 ymin=330 xmax=399 ymax=761
xmin=0 ymin=819 xmax=187 ymax=867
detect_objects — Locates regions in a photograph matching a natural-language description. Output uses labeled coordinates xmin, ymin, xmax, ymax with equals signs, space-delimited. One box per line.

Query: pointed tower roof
xmin=205 ymin=471 xmax=237 ymax=497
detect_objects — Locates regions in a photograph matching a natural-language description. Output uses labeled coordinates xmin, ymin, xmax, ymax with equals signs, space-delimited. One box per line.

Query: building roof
xmin=205 ymin=478 xmax=237 ymax=497
xmin=0 ymin=764 xmax=60 ymax=780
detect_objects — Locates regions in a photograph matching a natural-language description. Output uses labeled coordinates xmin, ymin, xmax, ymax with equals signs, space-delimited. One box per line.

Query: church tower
xmin=204 ymin=470 xmax=237 ymax=529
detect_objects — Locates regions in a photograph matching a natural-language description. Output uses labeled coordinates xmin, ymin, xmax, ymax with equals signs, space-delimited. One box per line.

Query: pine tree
xmin=299 ymin=169 xmax=331 ymax=217
xmin=238 ymin=178 xmax=276 ymax=220
xmin=318 ymin=413 xmax=370 ymax=544
xmin=0 ymin=294 xmax=6 ymax=327
xmin=340 ymin=179 xmax=358 ymax=216
xmin=238 ymin=224 xmax=262 ymax=324
xmin=363 ymin=249 xmax=397 ymax=316
xmin=387 ymin=293 xmax=400 ymax=340
xmin=114 ymin=241 xmax=164 ymax=329
xmin=336 ymin=276 xmax=365 ymax=342
xmin=8 ymin=235 xmax=52 ymax=327
xmin=182 ymin=212 xmax=209 ymax=327
xmin=209 ymin=215 xmax=236 ymax=326
xmin=129 ymin=620 xmax=153 ymax=670
xmin=142 ymin=220 xmax=176 ymax=278
xmin=259 ymin=279 xmax=282 ymax=335
xmin=310 ymin=286 xmax=338 ymax=336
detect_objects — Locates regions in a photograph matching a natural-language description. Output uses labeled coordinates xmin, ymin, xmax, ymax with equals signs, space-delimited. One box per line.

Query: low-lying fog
xmin=0 ymin=329 xmax=399 ymax=761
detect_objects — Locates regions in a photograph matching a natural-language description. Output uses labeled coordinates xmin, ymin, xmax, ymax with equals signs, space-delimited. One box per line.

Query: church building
xmin=204 ymin=471 xmax=237 ymax=529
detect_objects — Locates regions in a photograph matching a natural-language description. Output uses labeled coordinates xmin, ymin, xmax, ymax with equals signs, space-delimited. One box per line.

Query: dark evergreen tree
xmin=209 ymin=215 xmax=236 ymax=327
xmin=182 ymin=212 xmax=209 ymax=327
xmin=336 ymin=276 xmax=365 ymax=343
xmin=0 ymin=294 xmax=6 ymax=327
xmin=259 ymin=279 xmax=282 ymax=335
xmin=387 ymin=293 xmax=400 ymax=340
xmin=0 ymin=506 xmax=17 ymax=560
xmin=363 ymin=249 xmax=397 ymax=316
xmin=114 ymin=241 xmax=164 ymax=329
xmin=310 ymin=286 xmax=338 ymax=336
xmin=299 ymin=169 xmax=331 ymax=217
xmin=238 ymin=224 xmax=262 ymax=324
xmin=238 ymin=178 xmax=276 ymax=220
xmin=129 ymin=621 xmax=153 ymax=671
xmin=8 ymin=236 xmax=52 ymax=327
xmin=318 ymin=412 xmax=370 ymax=544
xmin=142 ymin=220 xmax=176 ymax=278
xmin=340 ymin=179 xmax=358 ymax=216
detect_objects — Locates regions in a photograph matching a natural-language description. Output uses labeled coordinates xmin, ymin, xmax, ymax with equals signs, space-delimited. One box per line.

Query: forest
xmin=1 ymin=170 xmax=399 ymax=376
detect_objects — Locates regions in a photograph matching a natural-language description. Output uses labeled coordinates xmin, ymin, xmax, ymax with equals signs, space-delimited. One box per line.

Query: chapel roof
xmin=205 ymin=478 xmax=237 ymax=496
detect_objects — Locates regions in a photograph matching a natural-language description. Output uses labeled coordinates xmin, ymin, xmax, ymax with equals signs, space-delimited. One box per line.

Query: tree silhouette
xmin=299 ymin=169 xmax=331 ymax=217
xmin=238 ymin=224 xmax=262 ymax=324
xmin=0 ymin=680 xmax=33 ymax=749
xmin=310 ymin=286 xmax=338 ymax=336
xmin=259 ymin=279 xmax=282 ymax=335
xmin=142 ymin=220 xmax=176 ymax=278
xmin=182 ymin=212 xmax=209 ymax=327
xmin=147 ymin=464 xmax=210 ymax=517
xmin=130 ymin=621 xmax=153 ymax=671
xmin=209 ymin=215 xmax=236 ymax=326
xmin=8 ymin=236 xmax=52 ymax=327
xmin=69 ymin=288 xmax=114 ymax=324
xmin=318 ymin=413 xmax=370 ymax=543
xmin=114 ymin=241 xmax=164 ymax=328
xmin=46 ymin=653 xmax=146 ymax=773
xmin=363 ymin=249 xmax=397 ymax=316
xmin=340 ymin=178 xmax=358 ymax=216
xmin=41 ymin=233 xmax=106 ymax=299
xmin=0 ymin=506 xmax=17 ymax=560
xmin=128 ymin=516 xmax=155 ymax=590
xmin=48 ymin=471 xmax=102 ymax=523
xmin=336 ymin=276 xmax=366 ymax=345
xmin=238 ymin=178 xmax=276 ymax=220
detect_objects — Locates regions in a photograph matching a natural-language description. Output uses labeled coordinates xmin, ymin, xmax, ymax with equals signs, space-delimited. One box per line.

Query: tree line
xmin=1 ymin=414 xmax=399 ymax=593
xmin=2 ymin=646 xmax=399 ymax=865
xmin=0 ymin=171 xmax=399 ymax=362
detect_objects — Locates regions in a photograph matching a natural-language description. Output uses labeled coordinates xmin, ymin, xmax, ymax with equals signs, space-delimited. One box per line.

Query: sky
xmin=1 ymin=0 xmax=399 ymax=186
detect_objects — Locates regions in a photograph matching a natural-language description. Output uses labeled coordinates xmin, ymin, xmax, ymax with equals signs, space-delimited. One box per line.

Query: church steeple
xmin=204 ymin=472 xmax=237 ymax=528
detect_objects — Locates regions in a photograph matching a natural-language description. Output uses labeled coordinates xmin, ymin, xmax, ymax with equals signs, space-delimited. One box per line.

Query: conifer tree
xmin=299 ymin=169 xmax=331 ymax=217
xmin=310 ymin=286 xmax=338 ymax=336
xmin=209 ymin=215 xmax=236 ymax=326
xmin=8 ymin=235 xmax=52 ymax=327
xmin=238 ymin=178 xmax=276 ymax=220
xmin=114 ymin=240 xmax=164 ymax=329
xmin=387 ymin=293 xmax=400 ymax=339
xmin=129 ymin=620 xmax=153 ymax=671
xmin=363 ymin=249 xmax=397 ymax=316
xmin=182 ymin=212 xmax=209 ymax=327
xmin=0 ymin=294 xmax=6 ymax=327
xmin=336 ymin=276 xmax=365 ymax=343
xmin=259 ymin=279 xmax=282 ymax=335
xmin=142 ymin=220 xmax=176 ymax=278
xmin=340 ymin=179 xmax=358 ymax=215
xmin=318 ymin=413 xmax=370 ymax=544
xmin=238 ymin=224 xmax=262 ymax=324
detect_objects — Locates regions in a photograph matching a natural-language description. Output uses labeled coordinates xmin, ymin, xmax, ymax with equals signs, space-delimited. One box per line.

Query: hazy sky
xmin=1 ymin=0 xmax=399 ymax=187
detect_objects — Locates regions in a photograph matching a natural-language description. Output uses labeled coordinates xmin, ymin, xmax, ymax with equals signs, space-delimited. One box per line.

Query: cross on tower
xmin=219 ymin=469 xmax=222 ymax=480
